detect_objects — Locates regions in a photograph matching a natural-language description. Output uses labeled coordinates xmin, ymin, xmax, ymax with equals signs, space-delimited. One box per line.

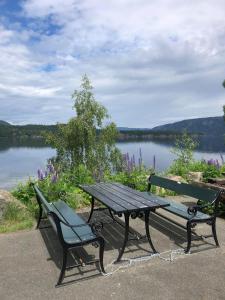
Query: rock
xmin=166 ymin=175 xmax=185 ymax=183
xmin=0 ymin=190 xmax=25 ymax=220
xmin=187 ymin=172 xmax=203 ymax=182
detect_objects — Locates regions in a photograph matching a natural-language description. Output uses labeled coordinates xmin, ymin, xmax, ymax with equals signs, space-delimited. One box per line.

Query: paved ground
xmin=1 ymin=196 xmax=225 ymax=300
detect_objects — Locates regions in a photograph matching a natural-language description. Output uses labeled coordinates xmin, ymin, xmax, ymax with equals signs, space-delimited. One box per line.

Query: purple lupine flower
xmin=139 ymin=147 xmax=142 ymax=161
xmin=37 ymin=169 xmax=44 ymax=181
xmin=207 ymin=158 xmax=220 ymax=169
xmin=51 ymin=173 xmax=58 ymax=183
xmin=153 ymin=155 xmax=156 ymax=170
xmin=207 ymin=159 xmax=214 ymax=165
xmin=127 ymin=160 xmax=131 ymax=174
xmin=216 ymin=159 xmax=220 ymax=169
xmin=44 ymin=170 xmax=48 ymax=178
xmin=126 ymin=152 xmax=130 ymax=164
xmin=138 ymin=157 xmax=141 ymax=170
xmin=132 ymin=154 xmax=136 ymax=167
xmin=47 ymin=163 xmax=54 ymax=174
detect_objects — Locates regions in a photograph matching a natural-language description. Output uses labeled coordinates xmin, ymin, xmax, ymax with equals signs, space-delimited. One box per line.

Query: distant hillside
xmin=0 ymin=123 xmax=56 ymax=139
xmin=0 ymin=120 xmax=11 ymax=126
xmin=0 ymin=116 xmax=224 ymax=141
xmin=152 ymin=116 xmax=225 ymax=135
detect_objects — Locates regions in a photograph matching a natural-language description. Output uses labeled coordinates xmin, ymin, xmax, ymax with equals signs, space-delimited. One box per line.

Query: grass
xmin=0 ymin=202 xmax=34 ymax=233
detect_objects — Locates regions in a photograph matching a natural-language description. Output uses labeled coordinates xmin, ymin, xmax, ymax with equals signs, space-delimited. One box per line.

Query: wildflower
xmin=47 ymin=163 xmax=54 ymax=174
xmin=153 ymin=155 xmax=156 ymax=170
xmin=51 ymin=173 xmax=58 ymax=183
xmin=207 ymin=159 xmax=220 ymax=169
xmin=37 ymin=169 xmax=44 ymax=181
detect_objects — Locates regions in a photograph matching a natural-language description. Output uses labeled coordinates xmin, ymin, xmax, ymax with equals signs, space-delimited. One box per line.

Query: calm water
xmin=0 ymin=136 xmax=225 ymax=190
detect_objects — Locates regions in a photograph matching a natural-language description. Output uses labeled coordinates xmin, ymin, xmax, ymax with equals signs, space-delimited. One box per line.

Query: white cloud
xmin=0 ymin=0 xmax=225 ymax=126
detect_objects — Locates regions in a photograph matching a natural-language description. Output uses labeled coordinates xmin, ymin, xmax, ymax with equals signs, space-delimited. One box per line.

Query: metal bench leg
xmin=212 ymin=219 xmax=219 ymax=247
xmin=88 ymin=197 xmax=95 ymax=222
xmin=56 ymin=248 xmax=68 ymax=286
xmin=98 ymin=237 xmax=106 ymax=273
xmin=185 ymin=220 xmax=192 ymax=253
xmin=115 ymin=212 xmax=130 ymax=263
xmin=145 ymin=210 xmax=157 ymax=253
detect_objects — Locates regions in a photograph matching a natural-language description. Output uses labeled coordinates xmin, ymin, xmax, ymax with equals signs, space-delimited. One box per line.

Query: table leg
xmin=108 ymin=208 xmax=116 ymax=221
xmin=115 ymin=212 xmax=130 ymax=263
xmin=145 ymin=210 xmax=157 ymax=253
xmin=88 ymin=196 xmax=95 ymax=223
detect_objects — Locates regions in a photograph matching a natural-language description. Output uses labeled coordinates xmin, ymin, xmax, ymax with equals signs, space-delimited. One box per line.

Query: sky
xmin=0 ymin=0 xmax=225 ymax=128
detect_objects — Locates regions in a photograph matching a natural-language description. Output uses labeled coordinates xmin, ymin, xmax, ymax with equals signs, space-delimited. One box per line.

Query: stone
xmin=166 ymin=175 xmax=185 ymax=183
xmin=187 ymin=172 xmax=203 ymax=182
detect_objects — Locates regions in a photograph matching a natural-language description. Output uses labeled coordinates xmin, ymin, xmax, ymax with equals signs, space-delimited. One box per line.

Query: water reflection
xmin=0 ymin=135 xmax=225 ymax=190
xmin=121 ymin=135 xmax=225 ymax=153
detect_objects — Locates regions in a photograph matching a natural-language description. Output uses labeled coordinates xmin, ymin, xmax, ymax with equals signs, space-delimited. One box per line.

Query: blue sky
xmin=0 ymin=0 xmax=225 ymax=127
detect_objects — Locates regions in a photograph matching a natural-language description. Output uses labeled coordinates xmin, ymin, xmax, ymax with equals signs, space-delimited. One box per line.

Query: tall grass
xmin=0 ymin=202 xmax=34 ymax=233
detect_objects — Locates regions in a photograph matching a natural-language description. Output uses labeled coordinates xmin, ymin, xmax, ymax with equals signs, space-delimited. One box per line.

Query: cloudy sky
xmin=0 ymin=0 xmax=225 ymax=127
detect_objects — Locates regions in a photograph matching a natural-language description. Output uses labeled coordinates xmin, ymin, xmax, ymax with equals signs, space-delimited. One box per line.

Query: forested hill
xmin=0 ymin=120 xmax=11 ymax=126
xmin=152 ymin=116 xmax=225 ymax=135
xmin=0 ymin=122 xmax=56 ymax=138
xmin=0 ymin=116 xmax=224 ymax=139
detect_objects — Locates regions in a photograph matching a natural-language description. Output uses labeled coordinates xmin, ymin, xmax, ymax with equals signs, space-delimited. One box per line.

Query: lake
xmin=0 ymin=136 xmax=225 ymax=190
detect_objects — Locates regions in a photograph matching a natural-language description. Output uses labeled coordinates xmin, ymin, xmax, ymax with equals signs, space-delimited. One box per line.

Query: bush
xmin=12 ymin=163 xmax=93 ymax=214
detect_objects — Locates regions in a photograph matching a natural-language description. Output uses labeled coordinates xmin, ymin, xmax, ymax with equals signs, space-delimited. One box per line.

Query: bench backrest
xmin=148 ymin=175 xmax=219 ymax=202
xmin=33 ymin=184 xmax=64 ymax=236
xmin=33 ymin=185 xmax=52 ymax=212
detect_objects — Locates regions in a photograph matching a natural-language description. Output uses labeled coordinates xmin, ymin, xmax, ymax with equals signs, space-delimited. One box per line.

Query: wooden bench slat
xmin=150 ymin=175 xmax=218 ymax=202
xmin=53 ymin=201 xmax=96 ymax=242
xmin=142 ymin=192 xmax=209 ymax=220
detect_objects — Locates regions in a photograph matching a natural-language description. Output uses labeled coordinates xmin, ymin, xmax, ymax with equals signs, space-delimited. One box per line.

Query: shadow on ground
xmin=38 ymin=208 xmax=217 ymax=285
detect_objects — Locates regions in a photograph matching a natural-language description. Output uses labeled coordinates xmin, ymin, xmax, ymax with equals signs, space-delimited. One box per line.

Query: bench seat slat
xmin=142 ymin=192 xmax=209 ymax=220
xmin=53 ymin=200 xmax=96 ymax=243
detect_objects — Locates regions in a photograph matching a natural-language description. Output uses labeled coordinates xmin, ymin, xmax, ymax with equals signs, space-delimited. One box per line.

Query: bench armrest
xmin=187 ymin=189 xmax=225 ymax=218
xmin=47 ymin=212 xmax=103 ymax=233
xmin=187 ymin=203 xmax=213 ymax=217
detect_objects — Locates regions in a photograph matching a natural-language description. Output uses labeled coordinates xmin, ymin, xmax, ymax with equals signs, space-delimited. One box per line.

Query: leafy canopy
xmin=46 ymin=75 xmax=121 ymax=177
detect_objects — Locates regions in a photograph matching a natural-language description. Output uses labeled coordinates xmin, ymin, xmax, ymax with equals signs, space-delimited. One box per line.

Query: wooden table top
xmin=80 ymin=182 xmax=169 ymax=214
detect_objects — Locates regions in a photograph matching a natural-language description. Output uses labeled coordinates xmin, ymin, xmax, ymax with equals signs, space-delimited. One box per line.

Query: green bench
xmin=33 ymin=184 xmax=105 ymax=286
xmin=143 ymin=175 xmax=223 ymax=253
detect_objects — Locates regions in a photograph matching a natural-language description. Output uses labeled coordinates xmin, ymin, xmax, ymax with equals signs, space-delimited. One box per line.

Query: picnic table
xmin=80 ymin=182 xmax=169 ymax=262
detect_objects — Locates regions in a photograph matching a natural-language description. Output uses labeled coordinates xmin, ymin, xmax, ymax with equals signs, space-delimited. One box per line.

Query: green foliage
xmin=45 ymin=75 xmax=121 ymax=178
xmin=169 ymin=132 xmax=198 ymax=177
xmin=169 ymin=158 xmax=222 ymax=181
xmin=105 ymin=166 xmax=152 ymax=192
xmin=223 ymin=80 xmax=225 ymax=89
xmin=0 ymin=122 xmax=56 ymax=139
xmin=37 ymin=169 xmax=92 ymax=209
xmin=0 ymin=202 xmax=34 ymax=233
xmin=12 ymin=181 xmax=38 ymax=218
xmin=12 ymin=164 xmax=93 ymax=215
xmin=172 ymin=131 xmax=198 ymax=165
